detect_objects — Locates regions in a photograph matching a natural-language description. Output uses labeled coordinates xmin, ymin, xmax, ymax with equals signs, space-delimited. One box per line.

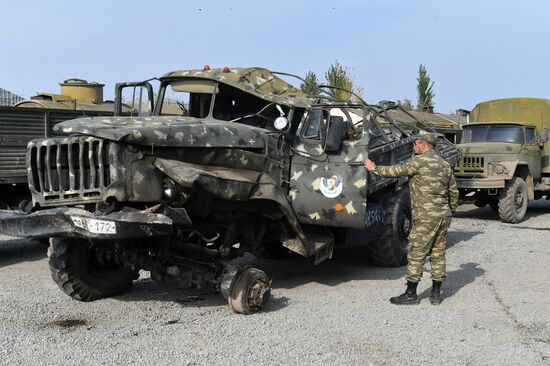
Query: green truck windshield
xmin=461 ymin=125 xmax=524 ymax=144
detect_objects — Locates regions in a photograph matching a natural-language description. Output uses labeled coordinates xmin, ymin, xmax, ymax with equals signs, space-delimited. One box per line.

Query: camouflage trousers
xmin=406 ymin=217 xmax=451 ymax=283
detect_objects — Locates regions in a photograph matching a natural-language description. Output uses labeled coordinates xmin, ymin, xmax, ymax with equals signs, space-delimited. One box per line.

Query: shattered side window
xmin=302 ymin=109 xmax=327 ymax=139
xmin=526 ymin=128 xmax=535 ymax=144
xmin=212 ymin=84 xmax=270 ymax=124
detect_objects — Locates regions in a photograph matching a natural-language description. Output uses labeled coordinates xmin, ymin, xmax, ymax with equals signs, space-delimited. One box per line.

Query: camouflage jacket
xmin=372 ymin=149 xmax=459 ymax=220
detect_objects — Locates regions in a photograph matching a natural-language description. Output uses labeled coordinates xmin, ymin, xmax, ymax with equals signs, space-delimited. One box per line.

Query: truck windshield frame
xmin=156 ymin=80 xmax=214 ymax=118
xmin=461 ymin=125 xmax=525 ymax=144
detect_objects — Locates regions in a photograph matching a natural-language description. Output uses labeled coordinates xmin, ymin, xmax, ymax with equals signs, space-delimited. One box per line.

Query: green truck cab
xmin=454 ymin=98 xmax=550 ymax=223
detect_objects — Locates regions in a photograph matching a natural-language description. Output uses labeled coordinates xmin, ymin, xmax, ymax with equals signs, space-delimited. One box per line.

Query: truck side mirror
xmin=537 ymin=128 xmax=548 ymax=148
xmin=325 ymin=116 xmax=345 ymax=152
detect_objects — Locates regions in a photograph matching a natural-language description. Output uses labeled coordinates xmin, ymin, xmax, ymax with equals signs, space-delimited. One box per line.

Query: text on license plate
xmin=70 ymin=216 xmax=117 ymax=234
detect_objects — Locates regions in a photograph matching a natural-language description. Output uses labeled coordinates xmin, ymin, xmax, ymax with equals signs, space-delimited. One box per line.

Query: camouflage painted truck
xmin=0 ymin=67 xmax=459 ymax=313
xmin=454 ymin=98 xmax=550 ymax=223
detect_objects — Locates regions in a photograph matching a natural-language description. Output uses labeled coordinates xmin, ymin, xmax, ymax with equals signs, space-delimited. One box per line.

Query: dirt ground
xmin=1 ymin=203 xmax=549 ymax=365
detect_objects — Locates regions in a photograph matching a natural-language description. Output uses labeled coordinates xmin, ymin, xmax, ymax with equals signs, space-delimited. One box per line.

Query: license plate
xmin=70 ymin=216 xmax=117 ymax=234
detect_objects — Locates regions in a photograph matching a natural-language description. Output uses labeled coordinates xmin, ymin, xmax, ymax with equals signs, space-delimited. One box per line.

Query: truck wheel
xmin=228 ymin=267 xmax=271 ymax=314
xmin=498 ymin=177 xmax=528 ymax=223
xmin=367 ymin=187 xmax=411 ymax=267
xmin=47 ymin=238 xmax=139 ymax=302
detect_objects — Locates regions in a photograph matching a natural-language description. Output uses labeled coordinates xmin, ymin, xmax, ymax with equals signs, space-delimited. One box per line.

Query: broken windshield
xmin=461 ymin=125 xmax=525 ymax=144
xmin=159 ymin=80 xmax=214 ymax=118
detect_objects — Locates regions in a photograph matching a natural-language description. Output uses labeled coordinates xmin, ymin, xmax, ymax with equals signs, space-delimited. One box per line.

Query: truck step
xmin=305 ymin=231 xmax=334 ymax=265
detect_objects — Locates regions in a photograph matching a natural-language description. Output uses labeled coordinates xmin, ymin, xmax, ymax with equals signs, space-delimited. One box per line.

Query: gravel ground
xmin=1 ymin=203 xmax=550 ymax=366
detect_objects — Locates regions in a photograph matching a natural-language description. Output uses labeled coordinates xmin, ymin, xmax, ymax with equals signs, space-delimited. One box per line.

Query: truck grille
xmin=455 ymin=156 xmax=485 ymax=175
xmin=28 ymin=137 xmax=116 ymax=204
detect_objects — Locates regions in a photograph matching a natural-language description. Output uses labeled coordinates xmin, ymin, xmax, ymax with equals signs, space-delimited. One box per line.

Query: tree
xmin=325 ymin=61 xmax=353 ymax=101
xmin=416 ymin=64 xmax=435 ymax=111
xmin=300 ymin=71 xmax=321 ymax=96
xmin=397 ymin=99 xmax=414 ymax=110
xmin=351 ymin=85 xmax=364 ymax=104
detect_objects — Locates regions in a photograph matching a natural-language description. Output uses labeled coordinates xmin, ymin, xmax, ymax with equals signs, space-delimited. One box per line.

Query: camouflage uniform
xmin=372 ymin=149 xmax=459 ymax=282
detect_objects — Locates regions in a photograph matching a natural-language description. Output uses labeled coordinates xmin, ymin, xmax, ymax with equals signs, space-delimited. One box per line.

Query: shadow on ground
xmin=417 ymin=262 xmax=485 ymax=302
xmin=455 ymin=201 xmax=550 ymax=222
xmin=0 ymin=238 xmax=47 ymax=268
xmin=114 ymin=247 xmax=410 ymax=311
xmin=114 ymin=230 xmax=484 ymax=311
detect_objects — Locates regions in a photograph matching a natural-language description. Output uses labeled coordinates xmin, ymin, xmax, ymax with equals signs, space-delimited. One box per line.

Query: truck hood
xmin=52 ymin=116 xmax=267 ymax=148
xmin=458 ymin=142 xmax=522 ymax=155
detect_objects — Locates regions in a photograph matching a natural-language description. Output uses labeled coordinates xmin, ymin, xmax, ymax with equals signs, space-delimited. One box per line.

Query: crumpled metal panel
xmin=162 ymin=67 xmax=313 ymax=108
xmin=154 ymin=158 xmax=313 ymax=256
xmin=154 ymin=158 xmax=261 ymax=201
xmin=53 ymin=116 xmax=267 ymax=149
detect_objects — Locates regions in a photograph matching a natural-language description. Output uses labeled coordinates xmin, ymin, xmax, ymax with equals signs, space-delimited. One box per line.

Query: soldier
xmin=363 ymin=132 xmax=459 ymax=305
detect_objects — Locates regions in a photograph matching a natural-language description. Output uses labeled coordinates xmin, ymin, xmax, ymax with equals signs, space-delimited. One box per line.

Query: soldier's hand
xmin=364 ymin=159 xmax=376 ymax=171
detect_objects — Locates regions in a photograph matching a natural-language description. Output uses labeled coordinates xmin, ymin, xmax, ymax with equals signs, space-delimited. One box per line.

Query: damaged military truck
xmin=0 ymin=67 xmax=459 ymax=313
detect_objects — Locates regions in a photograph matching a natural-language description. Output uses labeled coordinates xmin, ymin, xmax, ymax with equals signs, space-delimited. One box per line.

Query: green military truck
xmin=0 ymin=67 xmax=459 ymax=313
xmin=454 ymin=98 xmax=550 ymax=223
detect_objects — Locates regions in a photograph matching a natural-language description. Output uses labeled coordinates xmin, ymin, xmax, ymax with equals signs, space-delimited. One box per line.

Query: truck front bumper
xmin=456 ymin=177 xmax=506 ymax=189
xmin=0 ymin=208 xmax=173 ymax=239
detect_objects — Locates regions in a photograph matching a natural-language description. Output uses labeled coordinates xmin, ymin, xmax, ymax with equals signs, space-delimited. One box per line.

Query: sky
xmin=1 ymin=0 xmax=549 ymax=113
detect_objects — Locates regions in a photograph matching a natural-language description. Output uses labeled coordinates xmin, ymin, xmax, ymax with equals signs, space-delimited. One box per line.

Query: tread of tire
xmin=498 ymin=177 xmax=527 ymax=224
xmin=48 ymin=238 xmax=138 ymax=302
xmin=367 ymin=189 xmax=409 ymax=267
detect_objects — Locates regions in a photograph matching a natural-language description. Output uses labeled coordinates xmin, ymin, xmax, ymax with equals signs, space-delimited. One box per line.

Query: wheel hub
xmin=515 ymin=192 xmax=524 ymax=209
xmin=247 ymin=279 xmax=271 ymax=308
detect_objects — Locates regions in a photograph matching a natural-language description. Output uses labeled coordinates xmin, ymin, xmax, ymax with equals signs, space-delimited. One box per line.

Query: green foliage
xmin=416 ymin=64 xmax=435 ymax=111
xmin=351 ymin=85 xmax=364 ymax=104
xmin=397 ymin=99 xmax=414 ymax=110
xmin=324 ymin=61 xmax=353 ymax=101
xmin=300 ymin=71 xmax=321 ymax=96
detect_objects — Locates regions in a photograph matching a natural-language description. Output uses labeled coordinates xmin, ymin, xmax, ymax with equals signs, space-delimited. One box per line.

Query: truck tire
xmin=48 ymin=238 xmax=139 ymax=302
xmin=367 ymin=187 xmax=411 ymax=266
xmin=498 ymin=177 xmax=528 ymax=223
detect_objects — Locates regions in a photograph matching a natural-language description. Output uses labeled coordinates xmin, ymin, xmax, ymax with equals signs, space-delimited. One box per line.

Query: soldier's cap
xmin=414 ymin=131 xmax=437 ymax=146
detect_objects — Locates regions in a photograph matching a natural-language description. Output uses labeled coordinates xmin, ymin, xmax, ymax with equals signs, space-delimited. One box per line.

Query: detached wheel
xmin=228 ymin=268 xmax=271 ymax=314
xmin=498 ymin=177 xmax=528 ymax=223
xmin=367 ymin=187 xmax=411 ymax=267
xmin=47 ymin=237 xmax=139 ymax=302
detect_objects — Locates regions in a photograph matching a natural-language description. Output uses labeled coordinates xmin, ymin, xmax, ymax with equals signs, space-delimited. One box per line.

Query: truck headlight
xmin=162 ymin=178 xmax=178 ymax=201
xmin=495 ymin=165 xmax=505 ymax=174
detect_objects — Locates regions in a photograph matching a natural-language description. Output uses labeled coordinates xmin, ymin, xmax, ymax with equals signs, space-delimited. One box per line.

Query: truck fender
xmin=153 ymin=158 xmax=315 ymax=257
xmin=497 ymin=160 xmax=519 ymax=179
xmin=514 ymin=163 xmax=534 ymax=200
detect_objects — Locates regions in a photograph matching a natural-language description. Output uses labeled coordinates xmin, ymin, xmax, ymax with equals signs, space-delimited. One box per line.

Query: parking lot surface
xmin=1 ymin=203 xmax=549 ymax=365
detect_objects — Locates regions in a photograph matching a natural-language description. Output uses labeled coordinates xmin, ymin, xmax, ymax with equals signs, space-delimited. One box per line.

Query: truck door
xmin=522 ymin=126 xmax=542 ymax=180
xmin=289 ymin=107 xmax=368 ymax=229
xmin=114 ymin=81 xmax=155 ymax=117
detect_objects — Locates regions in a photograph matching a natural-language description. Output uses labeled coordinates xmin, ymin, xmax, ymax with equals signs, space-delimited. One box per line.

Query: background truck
xmin=0 ymin=66 xmax=459 ymax=313
xmin=0 ymin=79 xmax=132 ymax=208
xmin=454 ymin=97 xmax=550 ymax=223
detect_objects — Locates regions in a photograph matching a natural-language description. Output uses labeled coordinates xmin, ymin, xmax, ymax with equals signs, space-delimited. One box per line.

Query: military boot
xmin=390 ymin=281 xmax=419 ymax=305
xmin=430 ymin=280 xmax=442 ymax=305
